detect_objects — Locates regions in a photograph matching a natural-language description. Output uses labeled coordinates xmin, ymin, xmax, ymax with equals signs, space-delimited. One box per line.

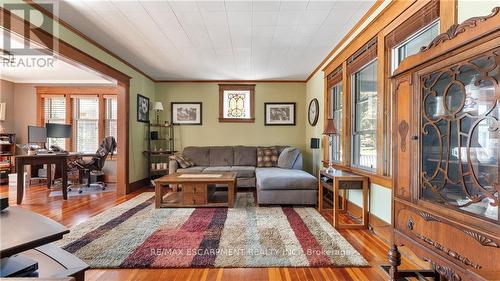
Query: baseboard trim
xmin=345 ymin=200 xmax=391 ymax=244
xmin=128 ymin=177 xmax=151 ymax=193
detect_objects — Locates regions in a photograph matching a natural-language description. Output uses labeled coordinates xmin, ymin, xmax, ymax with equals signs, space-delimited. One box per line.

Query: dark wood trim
xmin=385 ymin=0 xmax=440 ymax=49
xmin=307 ymin=0 xmax=385 ymax=82
xmin=158 ymin=80 xmax=304 ymax=83
xmin=1 ymin=7 xmax=130 ymax=194
xmin=263 ymin=102 xmax=296 ymax=126
xmin=128 ymin=177 xmax=151 ymax=193
xmin=23 ymin=0 xmax=155 ymax=82
xmin=218 ymin=84 xmax=255 ymax=123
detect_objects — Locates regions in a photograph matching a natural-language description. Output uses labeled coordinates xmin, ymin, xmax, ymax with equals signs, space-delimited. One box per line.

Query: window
xmin=43 ymin=97 xmax=66 ymax=149
xmin=73 ymin=97 xmax=99 ymax=153
xmin=105 ymin=96 xmax=117 ymax=153
xmin=218 ymin=84 xmax=255 ymax=122
xmin=105 ymin=97 xmax=117 ymax=139
xmin=392 ymin=20 xmax=439 ymax=71
xmin=329 ymin=82 xmax=343 ymax=162
xmin=352 ymin=60 xmax=377 ymax=170
xmin=38 ymin=88 xmax=118 ymax=154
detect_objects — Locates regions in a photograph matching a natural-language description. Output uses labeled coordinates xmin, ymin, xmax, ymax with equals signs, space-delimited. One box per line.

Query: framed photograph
xmin=171 ymin=102 xmax=202 ymax=125
xmin=137 ymin=94 xmax=150 ymax=123
xmin=264 ymin=102 xmax=296 ymax=126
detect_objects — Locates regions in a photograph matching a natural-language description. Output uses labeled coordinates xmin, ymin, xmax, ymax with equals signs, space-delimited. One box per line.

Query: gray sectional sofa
xmin=168 ymin=146 xmax=317 ymax=205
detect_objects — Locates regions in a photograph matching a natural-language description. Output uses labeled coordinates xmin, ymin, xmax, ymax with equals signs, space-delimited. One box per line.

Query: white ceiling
xmin=0 ymin=32 xmax=116 ymax=84
xmin=43 ymin=0 xmax=374 ymax=81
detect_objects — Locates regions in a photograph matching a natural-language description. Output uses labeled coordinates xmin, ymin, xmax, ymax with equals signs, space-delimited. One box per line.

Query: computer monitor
xmin=28 ymin=126 xmax=47 ymax=143
xmin=46 ymin=123 xmax=72 ymax=138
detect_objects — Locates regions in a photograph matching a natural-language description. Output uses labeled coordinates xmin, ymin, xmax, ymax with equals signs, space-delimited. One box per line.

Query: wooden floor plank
xmin=0 ymin=184 xmax=423 ymax=280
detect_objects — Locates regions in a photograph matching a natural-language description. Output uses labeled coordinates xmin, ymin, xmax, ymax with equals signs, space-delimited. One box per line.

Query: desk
xmin=318 ymin=169 xmax=369 ymax=229
xmin=15 ymin=154 xmax=68 ymax=204
xmin=0 ymin=207 xmax=88 ymax=280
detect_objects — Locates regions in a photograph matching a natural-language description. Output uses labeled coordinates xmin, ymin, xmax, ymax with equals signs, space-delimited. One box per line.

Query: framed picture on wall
xmin=137 ymin=94 xmax=150 ymax=123
xmin=264 ymin=102 xmax=296 ymax=126
xmin=171 ymin=102 xmax=202 ymax=125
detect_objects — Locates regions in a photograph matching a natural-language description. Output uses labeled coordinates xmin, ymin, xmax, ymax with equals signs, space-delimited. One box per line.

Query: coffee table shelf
xmin=154 ymin=172 xmax=236 ymax=208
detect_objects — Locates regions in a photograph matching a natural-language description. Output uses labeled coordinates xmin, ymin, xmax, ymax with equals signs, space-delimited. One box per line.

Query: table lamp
xmin=153 ymin=102 xmax=164 ymax=125
xmin=323 ymin=118 xmax=337 ymax=173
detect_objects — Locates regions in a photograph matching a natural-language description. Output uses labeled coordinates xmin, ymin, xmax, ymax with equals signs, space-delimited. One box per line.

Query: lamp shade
xmin=153 ymin=102 xmax=164 ymax=111
xmin=323 ymin=118 xmax=337 ymax=135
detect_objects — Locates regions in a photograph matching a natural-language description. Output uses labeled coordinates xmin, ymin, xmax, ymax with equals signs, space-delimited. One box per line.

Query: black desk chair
xmin=69 ymin=136 xmax=117 ymax=194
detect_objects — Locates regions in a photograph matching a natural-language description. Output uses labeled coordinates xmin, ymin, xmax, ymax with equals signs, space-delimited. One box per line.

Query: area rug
xmin=57 ymin=192 xmax=368 ymax=268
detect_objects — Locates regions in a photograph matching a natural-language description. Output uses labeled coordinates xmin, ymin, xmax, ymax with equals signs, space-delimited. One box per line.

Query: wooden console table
xmin=318 ymin=169 xmax=369 ymax=229
xmin=0 ymin=207 xmax=88 ymax=280
xmin=154 ymin=172 xmax=236 ymax=208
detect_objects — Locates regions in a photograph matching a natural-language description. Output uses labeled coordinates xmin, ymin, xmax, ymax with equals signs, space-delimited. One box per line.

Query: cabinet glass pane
xmin=420 ymin=52 xmax=499 ymax=222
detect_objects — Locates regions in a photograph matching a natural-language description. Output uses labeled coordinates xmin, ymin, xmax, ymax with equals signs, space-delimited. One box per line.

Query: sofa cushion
xmin=233 ymin=146 xmax=257 ymax=166
xmin=256 ymin=168 xmax=317 ymax=190
xmin=183 ymin=147 xmax=210 ymax=166
xmin=277 ymin=147 xmax=300 ymax=169
xmin=177 ymin=166 xmax=208 ymax=173
xmin=257 ymin=147 xmax=279 ymax=167
xmin=203 ymin=166 xmax=232 ymax=173
xmin=209 ymin=146 xmax=234 ymax=166
xmin=230 ymin=166 xmax=255 ymax=178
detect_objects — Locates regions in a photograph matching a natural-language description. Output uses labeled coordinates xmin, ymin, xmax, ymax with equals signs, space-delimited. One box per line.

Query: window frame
xmin=328 ymin=80 xmax=343 ymax=164
xmin=72 ymin=96 xmax=100 ymax=153
xmin=36 ymin=87 xmax=118 ymax=156
xmin=218 ymin=84 xmax=255 ymax=123
xmin=351 ymin=59 xmax=378 ymax=172
xmin=391 ymin=19 xmax=440 ymax=72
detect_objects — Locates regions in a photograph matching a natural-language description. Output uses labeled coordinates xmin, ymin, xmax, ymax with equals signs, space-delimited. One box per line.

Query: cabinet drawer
xmin=394 ymin=201 xmax=500 ymax=271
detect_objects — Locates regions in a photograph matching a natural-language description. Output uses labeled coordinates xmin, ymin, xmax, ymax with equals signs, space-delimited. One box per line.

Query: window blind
xmin=105 ymin=97 xmax=117 ymax=153
xmin=44 ymin=97 xmax=66 ymax=149
xmin=73 ymin=97 xmax=99 ymax=153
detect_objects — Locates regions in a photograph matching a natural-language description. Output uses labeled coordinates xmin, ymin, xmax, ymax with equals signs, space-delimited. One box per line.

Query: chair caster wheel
xmin=102 ymin=187 xmax=106 ymax=190
xmin=78 ymin=190 xmax=83 ymax=194
xmin=68 ymin=188 xmax=72 ymax=191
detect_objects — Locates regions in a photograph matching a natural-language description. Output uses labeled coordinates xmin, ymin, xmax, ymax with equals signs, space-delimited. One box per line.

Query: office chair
xmin=68 ymin=136 xmax=117 ymax=194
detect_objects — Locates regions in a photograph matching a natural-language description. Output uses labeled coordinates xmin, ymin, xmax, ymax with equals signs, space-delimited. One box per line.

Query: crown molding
xmin=24 ymin=0 xmax=156 ymax=82
xmin=156 ymin=80 xmax=305 ymax=83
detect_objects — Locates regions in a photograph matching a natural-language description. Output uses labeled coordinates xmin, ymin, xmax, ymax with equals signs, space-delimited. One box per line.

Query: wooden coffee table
xmin=154 ymin=172 xmax=236 ymax=208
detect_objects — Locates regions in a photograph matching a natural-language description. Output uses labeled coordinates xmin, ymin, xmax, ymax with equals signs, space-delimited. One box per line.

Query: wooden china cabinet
xmin=388 ymin=8 xmax=500 ymax=281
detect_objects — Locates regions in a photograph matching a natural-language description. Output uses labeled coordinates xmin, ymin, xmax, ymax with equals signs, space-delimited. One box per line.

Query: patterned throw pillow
xmin=169 ymin=153 xmax=194 ymax=168
xmin=257 ymin=147 xmax=279 ymax=167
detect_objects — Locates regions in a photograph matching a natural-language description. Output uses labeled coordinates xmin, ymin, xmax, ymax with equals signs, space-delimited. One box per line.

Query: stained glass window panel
xmin=223 ymin=90 xmax=250 ymax=119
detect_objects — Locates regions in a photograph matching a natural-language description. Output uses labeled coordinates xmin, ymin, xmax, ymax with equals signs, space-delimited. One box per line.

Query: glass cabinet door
xmin=420 ymin=50 xmax=499 ymax=222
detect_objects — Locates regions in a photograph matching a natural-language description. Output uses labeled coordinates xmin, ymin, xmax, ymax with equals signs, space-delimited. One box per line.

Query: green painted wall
xmin=5 ymin=1 xmax=155 ymax=183
xmin=155 ymin=83 xmax=307 ymax=153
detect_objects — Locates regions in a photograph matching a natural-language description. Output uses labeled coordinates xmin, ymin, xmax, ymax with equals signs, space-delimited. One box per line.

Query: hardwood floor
xmin=0 ymin=184 xmax=422 ymax=281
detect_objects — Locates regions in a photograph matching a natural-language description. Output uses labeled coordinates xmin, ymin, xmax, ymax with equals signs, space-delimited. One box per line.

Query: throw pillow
xmin=169 ymin=153 xmax=194 ymax=169
xmin=277 ymin=147 xmax=300 ymax=169
xmin=257 ymin=147 xmax=279 ymax=167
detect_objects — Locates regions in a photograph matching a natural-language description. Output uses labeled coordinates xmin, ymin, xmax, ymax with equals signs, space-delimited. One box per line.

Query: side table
xmin=318 ymin=169 xmax=369 ymax=229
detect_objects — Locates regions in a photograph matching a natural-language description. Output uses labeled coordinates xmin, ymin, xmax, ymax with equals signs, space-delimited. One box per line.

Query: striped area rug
xmin=57 ymin=192 xmax=368 ymax=268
